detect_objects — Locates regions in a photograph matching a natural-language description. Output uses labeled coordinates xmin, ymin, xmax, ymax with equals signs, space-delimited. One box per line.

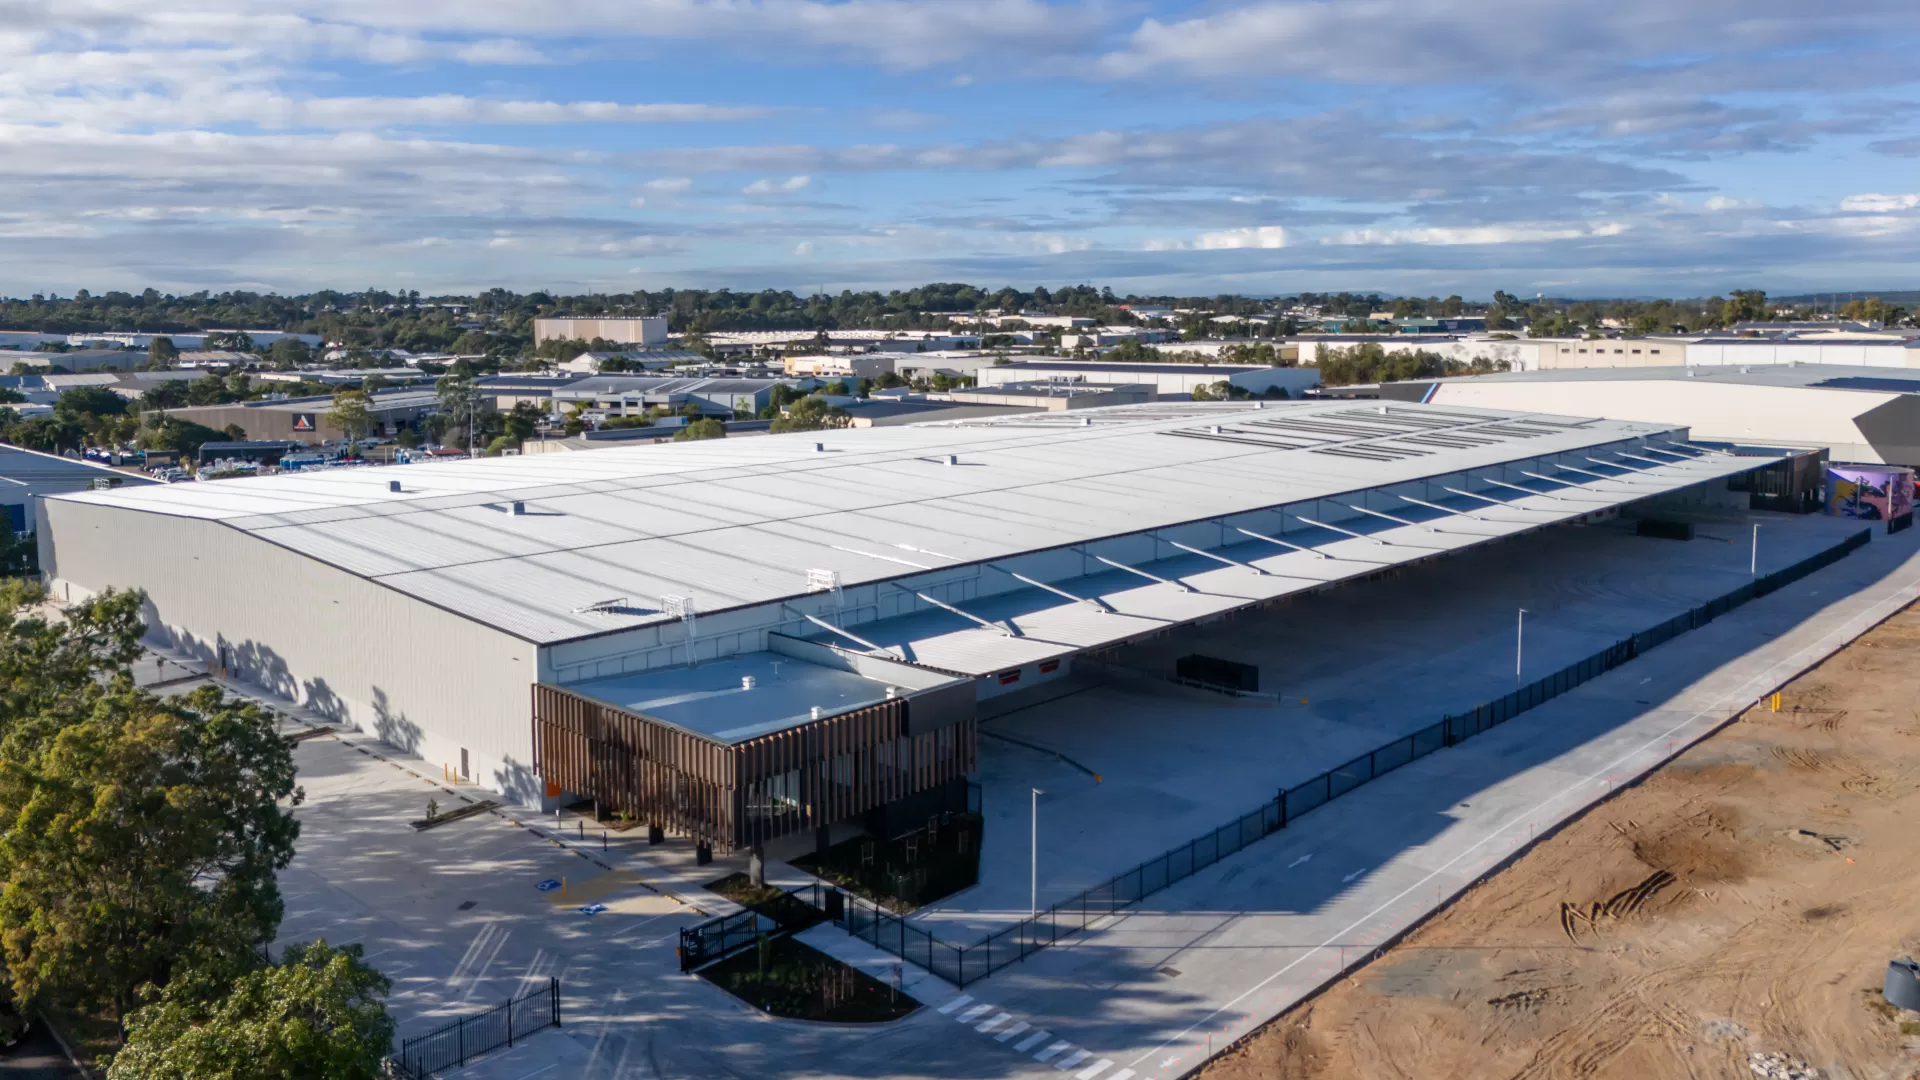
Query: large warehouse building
xmin=37 ymin=402 xmax=1811 ymax=852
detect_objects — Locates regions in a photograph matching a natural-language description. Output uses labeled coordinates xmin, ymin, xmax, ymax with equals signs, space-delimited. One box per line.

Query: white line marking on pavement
xmin=511 ymin=1065 xmax=557 ymax=1080
xmin=977 ymin=1012 xmax=1012 ymax=1033
xmin=937 ymin=995 xmax=974 ymax=1015
xmin=1341 ymin=868 xmax=1366 ymax=883
xmin=1015 ymin=1031 xmax=1052 ymax=1052
xmin=995 ymin=1021 xmax=1031 ymax=1042
xmin=1036 ymin=1041 xmax=1072 ymax=1062
xmin=1107 ymin=1070 xmax=1136 ymax=1080
xmin=1058 ymin=1049 xmax=1092 ymax=1070
xmin=1076 ymin=1060 xmax=1114 ymax=1079
xmin=958 ymin=1003 xmax=994 ymax=1023
xmin=1287 ymin=854 xmax=1312 ymax=868
xmin=1128 ymin=575 xmax=1920 ymax=1070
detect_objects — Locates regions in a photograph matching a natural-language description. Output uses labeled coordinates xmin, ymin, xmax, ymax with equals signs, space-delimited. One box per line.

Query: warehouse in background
xmin=533 ymin=315 xmax=670 ymax=347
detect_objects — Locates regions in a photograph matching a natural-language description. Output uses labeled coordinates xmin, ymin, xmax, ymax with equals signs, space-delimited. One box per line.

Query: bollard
xmin=562 ymin=876 xmax=567 ymax=898
xmin=602 ymin=831 xmax=607 ymax=851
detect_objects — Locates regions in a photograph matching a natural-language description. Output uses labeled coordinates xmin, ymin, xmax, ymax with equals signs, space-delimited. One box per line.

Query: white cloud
xmin=645 ymin=177 xmax=694 ymax=192
xmin=1195 ymin=225 xmax=1288 ymax=250
xmin=1840 ymin=193 xmax=1920 ymax=212
xmin=793 ymin=241 xmax=815 ymax=255
xmin=1095 ymin=0 xmax=1917 ymax=89
xmin=0 ymin=92 xmax=771 ymax=129
xmin=1703 ymin=195 xmax=1761 ymax=211
xmin=743 ymin=175 xmax=813 ymax=195
xmin=1325 ymin=222 xmax=1628 ymax=245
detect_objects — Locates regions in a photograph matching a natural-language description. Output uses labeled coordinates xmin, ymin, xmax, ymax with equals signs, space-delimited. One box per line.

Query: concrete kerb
xmin=1146 ymin=539 xmax=1920 ymax=1078
xmin=35 ymin=1009 xmax=96 ymax=1080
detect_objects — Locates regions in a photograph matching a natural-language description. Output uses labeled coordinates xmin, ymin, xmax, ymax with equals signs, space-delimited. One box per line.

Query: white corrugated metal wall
xmin=39 ymin=498 xmax=544 ymax=804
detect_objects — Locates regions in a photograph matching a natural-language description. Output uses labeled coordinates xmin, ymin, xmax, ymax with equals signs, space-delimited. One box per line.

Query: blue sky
xmin=6 ymin=0 xmax=1920 ymax=298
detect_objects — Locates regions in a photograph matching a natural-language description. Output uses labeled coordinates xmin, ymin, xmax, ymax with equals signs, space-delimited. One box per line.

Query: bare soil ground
xmin=1199 ymin=604 xmax=1920 ymax=1080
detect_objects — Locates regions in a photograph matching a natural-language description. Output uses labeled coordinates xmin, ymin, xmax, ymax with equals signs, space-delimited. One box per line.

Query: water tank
xmin=1887 ymin=957 xmax=1920 ymax=1011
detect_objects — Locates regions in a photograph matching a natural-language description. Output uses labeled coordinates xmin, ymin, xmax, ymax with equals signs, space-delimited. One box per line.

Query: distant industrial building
xmin=977 ymin=360 xmax=1320 ymax=399
xmin=1378 ymin=365 xmax=1920 ymax=466
xmin=783 ymin=354 xmax=901 ymax=380
xmin=533 ymin=316 xmax=669 ymax=347
xmin=159 ymin=388 xmax=440 ymax=444
xmin=0 ymin=445 xmax=153 ymax=532
xmin=41 ymin=400 xmax=1799 ymax=846
xmin=548 ymin=376 xmax=796 ymax=420
xmin=931 ymin=383 xmax=1153 ymax=411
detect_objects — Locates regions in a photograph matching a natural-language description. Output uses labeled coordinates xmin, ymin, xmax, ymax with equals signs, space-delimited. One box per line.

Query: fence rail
xmin=833 ymin=526 xmax=1870 ymax=988
xmin=389 ymin=978 xmax=561 ymax=1078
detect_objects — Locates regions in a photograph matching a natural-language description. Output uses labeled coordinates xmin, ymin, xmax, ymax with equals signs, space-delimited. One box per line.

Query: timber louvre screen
xmin=532 ymin=684 xmax=975 ymax=853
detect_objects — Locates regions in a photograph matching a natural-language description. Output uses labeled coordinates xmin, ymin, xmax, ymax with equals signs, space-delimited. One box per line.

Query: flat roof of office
xmin=50 ymin=400 xmax=1743 ymax=645
xmin=565 ymin=652 xmax=903 ymax=743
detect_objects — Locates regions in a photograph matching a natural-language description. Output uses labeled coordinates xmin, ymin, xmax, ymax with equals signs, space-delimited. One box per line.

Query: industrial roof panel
xmin=49 ymin=401 xmax=1763 ymax=644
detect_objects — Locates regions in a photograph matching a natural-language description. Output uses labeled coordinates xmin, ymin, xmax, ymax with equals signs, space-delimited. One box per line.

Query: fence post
xmin=553 ymin=976 xmax=561 ymax=1027
xmin=507 ymin=996 xmax=514 ymax=1049
xmin=459 ymin=1015 xmax=467 ymax=1068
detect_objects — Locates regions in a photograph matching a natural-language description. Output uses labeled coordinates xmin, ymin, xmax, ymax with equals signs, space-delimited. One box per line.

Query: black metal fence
xmin=679 ymin=907 xmax=770 ymax=972
xmin=390 ymin=978 xmax=561 ymax=1078
xmin=832 ymin=526 xmax=1870 ymax=987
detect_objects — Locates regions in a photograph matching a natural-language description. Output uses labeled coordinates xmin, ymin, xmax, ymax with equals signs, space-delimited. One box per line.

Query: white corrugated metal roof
xmin=49 ymin=401 xmax=1767 ymax=644
xmin=831 ymin=454 xmax=1758 ymax=675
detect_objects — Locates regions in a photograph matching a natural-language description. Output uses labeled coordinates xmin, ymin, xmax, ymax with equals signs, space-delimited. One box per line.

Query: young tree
xmin=326 ymin=391 xmax=374 ymax=448
xmin=146 ymin=338 xmax=179 ymax=370
xmin=106 ymin=940 xmax=393 ymax=1080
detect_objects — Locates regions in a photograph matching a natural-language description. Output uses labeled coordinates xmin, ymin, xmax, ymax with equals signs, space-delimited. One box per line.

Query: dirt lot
xmin=1200 ymin=604 xmax=1920 ymax=1080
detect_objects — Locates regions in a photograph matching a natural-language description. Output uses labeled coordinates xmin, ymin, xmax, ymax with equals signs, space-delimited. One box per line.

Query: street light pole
xmin=1031 ymin=788 xmax=1043 ymax=918
xmin=1751 ymin=523 xmax=1760 ymax=577
xmin=1516 ymin=608 xmax=1528 ymax=686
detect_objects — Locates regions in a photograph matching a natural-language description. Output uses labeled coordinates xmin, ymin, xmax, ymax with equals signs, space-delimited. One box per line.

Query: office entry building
xmin=37 ymin=401 xmax=1809 ymax=846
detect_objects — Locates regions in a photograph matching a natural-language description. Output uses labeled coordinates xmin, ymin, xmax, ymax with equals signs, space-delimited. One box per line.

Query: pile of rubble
xmin=1749 ymin=1052 xmax=1820 ymax=1080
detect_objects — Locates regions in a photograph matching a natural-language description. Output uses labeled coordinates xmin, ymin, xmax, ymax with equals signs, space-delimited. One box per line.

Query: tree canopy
xmin=106 ymin=940 xmax=393 ymax=1080
xmin=769 ymin=396 xmax=852 ymax=434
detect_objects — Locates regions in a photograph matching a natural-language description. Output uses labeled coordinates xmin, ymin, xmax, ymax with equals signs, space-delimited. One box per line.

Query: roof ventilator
xmin=945 ymin=454 xmax=959 ymax=466
xmin=512 ymin=501 xmax=527 ymax=515
xmin=389 ymin=480 xmax=401 ymax=493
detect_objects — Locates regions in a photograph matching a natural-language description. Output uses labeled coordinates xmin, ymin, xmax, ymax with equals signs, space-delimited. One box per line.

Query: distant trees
xmin=146 ymin=337 xmax=178 ymax=369
xmin=1722 ymin=290 xmax=1770 ymax=325
xmin=673 ymin=417 xmax=727 ymax=441
xmin=265 ymin=338 xmax=312 ymax=369
xmin=1840 ymin=296 xmax=1907 ymax=326
xmin=1312 ymin=343 xmax=1511 ymax=386
xmin=769 ymin=397 xmax=850 ymax=433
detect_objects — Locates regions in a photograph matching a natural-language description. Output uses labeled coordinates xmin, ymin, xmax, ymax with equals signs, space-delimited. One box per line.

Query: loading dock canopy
xmin=812 ymin=446 xmax=1775 ymax=675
